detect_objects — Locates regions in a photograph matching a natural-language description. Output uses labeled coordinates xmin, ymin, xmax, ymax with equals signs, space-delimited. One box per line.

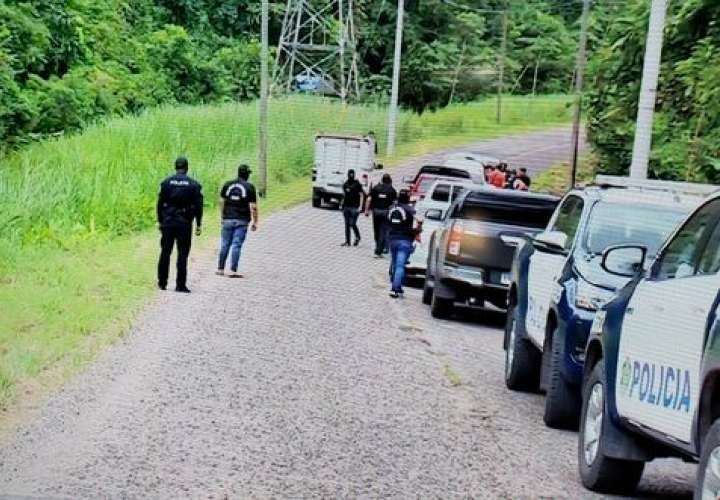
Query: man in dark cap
xmin=387 ymin=189 xmax=422 ymax=298
xmin=216 ymin=164 xmax=258 ymax=278
xmin=340 ymin=169 xmax=364 ymax=247
xmin=365 ymin=173 xmax=397 ymax=257
xmin=157 ymin=156 xmax=204 ymax=293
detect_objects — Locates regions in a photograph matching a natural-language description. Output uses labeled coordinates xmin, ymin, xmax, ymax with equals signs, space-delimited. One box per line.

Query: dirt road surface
xmin=0 ymin=128 xmax=695 ymax=497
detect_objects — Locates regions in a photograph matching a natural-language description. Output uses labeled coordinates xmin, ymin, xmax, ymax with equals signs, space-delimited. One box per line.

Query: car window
xmin=431 ymin=184 xmax=451 ymax=202
xmin=655 ymin=199 xmax=720 ymax=280
xmin=698 ymin=216 xmax=720 ymax=275
xmin=583 ymin=203 xmax=687 ymax=257
xmin=551 ymin=196 xmax=584 ymax=249
xmin=450 ymin=185 xmax=465 ymax=202
xmin=457 ymin=201 xmax=555 ymax=228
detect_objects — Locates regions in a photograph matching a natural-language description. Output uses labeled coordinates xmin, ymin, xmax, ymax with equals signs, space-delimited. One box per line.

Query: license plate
xmin=501 ymin=272 xmax=511 ymax=285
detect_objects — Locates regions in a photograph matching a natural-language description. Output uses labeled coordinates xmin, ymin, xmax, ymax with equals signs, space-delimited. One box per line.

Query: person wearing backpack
xmin=216 ymin=164 xmax=258 ymax=278
xmin=387 ymin=189 xmax=422 ymax=298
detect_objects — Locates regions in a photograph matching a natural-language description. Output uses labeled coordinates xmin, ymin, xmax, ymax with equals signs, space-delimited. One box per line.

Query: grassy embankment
xmin=0 ymin=95 xmax=571 ymax=406
xmin=531 ymin=154 xmax=597 ymax=194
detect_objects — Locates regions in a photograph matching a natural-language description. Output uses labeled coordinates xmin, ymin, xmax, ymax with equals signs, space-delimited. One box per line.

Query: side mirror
xmin=500 ymin=231 xmax=531 ymax=248
xmin=601 ymin=245 xmax=648 ymax=278
xmin=402 ymin=175 xmax=415 ymax=184
xmin=533 ymin=231 xmax=568 ymax=254
xmin=425 ymin=209 xmax=443 ymax=221
xmin=375 ymin=163 xmax=384 ymax=170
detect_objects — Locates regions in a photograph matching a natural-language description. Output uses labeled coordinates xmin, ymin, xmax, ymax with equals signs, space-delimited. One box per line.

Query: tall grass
xmin=0 ymin=95 xmax=571 ymax=251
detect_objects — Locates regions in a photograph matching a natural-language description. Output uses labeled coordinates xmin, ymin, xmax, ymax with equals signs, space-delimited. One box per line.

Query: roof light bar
xmin=594 ymin=175 xmax=718 ymax=197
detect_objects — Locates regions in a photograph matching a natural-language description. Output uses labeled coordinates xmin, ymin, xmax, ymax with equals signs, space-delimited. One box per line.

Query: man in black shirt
xmin=340 ymin=169 xmax=364 ymax=247
xmin=387 ymin=189 xmax=422 ymax=298
xmin=365 ymin=173 xmax=397 ymax=257
xmin=217 ymin=164 xmax=258 ymax=278
xmin=157 ymin=156 xmax=204 ymax=293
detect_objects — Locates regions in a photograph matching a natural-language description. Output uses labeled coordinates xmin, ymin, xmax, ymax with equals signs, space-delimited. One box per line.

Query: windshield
xmin=457 ymin=200 xmax=555 ymax=228
xmin=583 ymin=202 xmax=688 ymax=257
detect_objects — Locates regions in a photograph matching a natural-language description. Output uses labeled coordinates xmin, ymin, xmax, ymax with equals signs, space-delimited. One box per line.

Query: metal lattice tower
xmin=273 ymin=0 xmax=360 ymax=101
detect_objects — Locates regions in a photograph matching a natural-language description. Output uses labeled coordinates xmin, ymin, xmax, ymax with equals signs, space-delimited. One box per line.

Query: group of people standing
xmin=486 ymin=163 xmax=532 ymax=191
xmin=341 ymin=170 xmax=422 ymax=298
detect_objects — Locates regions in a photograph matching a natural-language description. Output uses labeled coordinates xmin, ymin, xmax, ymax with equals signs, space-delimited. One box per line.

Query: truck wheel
xmin=312 ymin=196 xmax=321 ymax=208
xmin=578 ymin=361 xmax=644 ymax=494
xmin=544 ymin=326 xmax=581 ymax=430
xmin=504 ymin=304 xmax=541 ymax=392
xmin=696 ymin=419 xmax=720 ymax=500
xmin=422 ymin=279 xmax=434 ymax=305
xmin=430 ymin=294 xmax=453 ymax=319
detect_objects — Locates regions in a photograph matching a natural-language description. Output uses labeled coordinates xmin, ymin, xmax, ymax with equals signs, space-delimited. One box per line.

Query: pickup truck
xmin=423 ymin=188 xmax=560 ymax=319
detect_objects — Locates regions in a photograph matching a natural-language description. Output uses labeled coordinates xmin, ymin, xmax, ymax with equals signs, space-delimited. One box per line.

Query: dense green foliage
xmin=586 ymin=0 xmax=720 ymax=183
xmin=0 ymin=0 xmax=577 ymax=151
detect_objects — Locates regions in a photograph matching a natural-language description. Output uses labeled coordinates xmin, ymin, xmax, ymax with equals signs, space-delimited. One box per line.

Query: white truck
xmin=312 ymin=134 xmax=379 ymax=208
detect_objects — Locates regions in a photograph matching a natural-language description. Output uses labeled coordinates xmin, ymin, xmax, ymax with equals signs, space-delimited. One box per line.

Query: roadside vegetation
xmin=531 ymin=154 xmax=597 ymax=195
xmin=0 ymin=95 xmax=572 ymax=407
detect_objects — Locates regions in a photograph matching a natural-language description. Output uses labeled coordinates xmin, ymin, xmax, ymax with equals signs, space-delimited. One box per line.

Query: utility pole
xmin=386 ymin=0 xmax=405 ymax=156
xmin=629 ymin=0 xmax=668 ymax=179
xmin=258 ymin=0 xmax=269 ymax=197
xmin=569 ymin=0 xmax=591 ymax=188
xmin=496 ymin=3 xmax=508 ymax=124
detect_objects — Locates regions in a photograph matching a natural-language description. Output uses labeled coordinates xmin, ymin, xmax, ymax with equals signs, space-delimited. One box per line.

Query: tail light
xmin=448 ymin=221 xmax=463 ymax=256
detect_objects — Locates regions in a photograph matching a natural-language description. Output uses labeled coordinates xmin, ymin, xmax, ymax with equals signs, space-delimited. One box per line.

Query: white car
xmin=443 ymin=152 xmax=500 ymax=182
xmin=406 ymin=180 xmax=474 ymax=278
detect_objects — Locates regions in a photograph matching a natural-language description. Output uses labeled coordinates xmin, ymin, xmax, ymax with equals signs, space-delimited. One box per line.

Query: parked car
xmin=403 ymin=164 xmax=486 ymax=203
xmin=312 ymin=134 xmax=379 ymax=208
xmin=423 ymin=188 xmax=560 ymax=319
xmin=443 ymin=152 xmax=500 ymax=172
xmin=577 ymin=190 xmax=720 ymax=496
xmin=503 ymin=176 xmax=712 ymax=430
xmin=406 ymin=180 xmax=473 ymax=278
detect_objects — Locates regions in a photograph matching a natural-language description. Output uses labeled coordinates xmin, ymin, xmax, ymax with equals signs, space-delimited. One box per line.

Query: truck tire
xmin=430 ymin=294 xmax=453 ymax=319
xmin=578 ymin=361 xmax=644 ymax=494
xmin=696 ymin=419 xmax=720 ymax=500
xmin=312 ymin=196 xmax=321 ymax=208
xmin=422 ymin=280 xmax=434 ymax=305
xmin=504 ymin=303 xmax=541 ymax=392
xmin=543 ymin=325 xmax=581 ymax=430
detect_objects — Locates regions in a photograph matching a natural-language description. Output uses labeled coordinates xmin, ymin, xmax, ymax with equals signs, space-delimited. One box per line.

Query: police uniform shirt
xmin=220 ymin=179 xmax=257 ymax=221
xmin=370 ymin=184 xmax=397 ymax=210
xmin=388 ymin=203 xmax=416 ymax=241
xmin=157 ymin=173 xmax=204 ymax=227
xmin=343 ymin=179 xmax=364 ymax=209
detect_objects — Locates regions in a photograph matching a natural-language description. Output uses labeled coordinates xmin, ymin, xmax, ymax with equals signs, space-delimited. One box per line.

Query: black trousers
xmin=372 ymin=209 xmax=390 ymax=255
xmin=158 ymin=225 xmax=192 ymax=289
xmin=343 ymin=207 xmax=361 ymax=244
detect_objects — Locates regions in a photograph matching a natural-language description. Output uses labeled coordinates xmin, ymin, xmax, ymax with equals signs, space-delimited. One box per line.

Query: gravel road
xmin=0 ymin=128 xmax=695 ymax=498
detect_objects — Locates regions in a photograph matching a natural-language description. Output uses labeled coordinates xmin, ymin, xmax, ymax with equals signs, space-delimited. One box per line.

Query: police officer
xmin=216 ymin=164 xmax=258 ymax=278
xmin=340 ymin=169 xmax=364 ymax=247
xmin=365 ymin=173 xmax=397 ymax=257
xmin=156 ymin=157 xmax=204 ymax=293
xmin=387 ymin=189 xmax=422 ymax=298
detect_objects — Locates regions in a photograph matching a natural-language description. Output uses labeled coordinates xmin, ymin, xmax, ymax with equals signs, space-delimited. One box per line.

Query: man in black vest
xmin=217 ymin=164 xmax=258 ymax=278
xmin=340 ymin=169 xmax=364 ymax=247
xmin=157 ymin=157 xmax=204 ymax=293
xmin=387 ymin=189 xmax=422 ymax=298
xmin=365 ymin=173 xmax=397 ymax=257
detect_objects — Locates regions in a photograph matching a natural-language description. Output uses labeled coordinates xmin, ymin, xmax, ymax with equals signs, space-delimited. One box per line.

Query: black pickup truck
xmin=423 ymin=188 xmax=560 ymax=319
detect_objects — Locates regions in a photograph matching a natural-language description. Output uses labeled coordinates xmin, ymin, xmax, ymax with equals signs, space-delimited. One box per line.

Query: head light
xmin=575 ymin=281 xmax=615 ymax=311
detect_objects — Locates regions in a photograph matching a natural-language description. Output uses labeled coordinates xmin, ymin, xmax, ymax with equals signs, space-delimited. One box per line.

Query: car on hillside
xmin=577 ymin=190 xmax=720 ymax=496
xmin=503 ymin=176 xmax=713 ymax=430
xmin=405 ymin=179 xmax=473 ymax=278
xmin=423 ymin=188 xmax=560 ymax=319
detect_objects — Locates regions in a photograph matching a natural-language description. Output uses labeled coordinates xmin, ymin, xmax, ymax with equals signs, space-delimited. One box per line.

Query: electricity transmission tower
xmin=273 ymin=0 xmax=360 ymax=102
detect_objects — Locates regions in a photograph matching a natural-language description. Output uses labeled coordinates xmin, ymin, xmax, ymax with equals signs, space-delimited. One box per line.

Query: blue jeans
xmin=389 ymin=239 xmax=414 ymax=292
xmin=218 ymin=219 xmax=249 ymax=272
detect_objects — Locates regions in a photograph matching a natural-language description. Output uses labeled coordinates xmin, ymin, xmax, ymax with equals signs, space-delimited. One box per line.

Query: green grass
xmin=0 ymin=94 xmax=571 ymax=407
xmin=531 ymin=154 xmax=597 ymax=195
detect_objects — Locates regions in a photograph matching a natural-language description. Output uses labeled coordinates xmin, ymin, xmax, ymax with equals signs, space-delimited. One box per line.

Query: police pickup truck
xmin=503 ymin=176 xmax=710 ymax=431
xmin=578 ymin=190 xmax=720 ymax=496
